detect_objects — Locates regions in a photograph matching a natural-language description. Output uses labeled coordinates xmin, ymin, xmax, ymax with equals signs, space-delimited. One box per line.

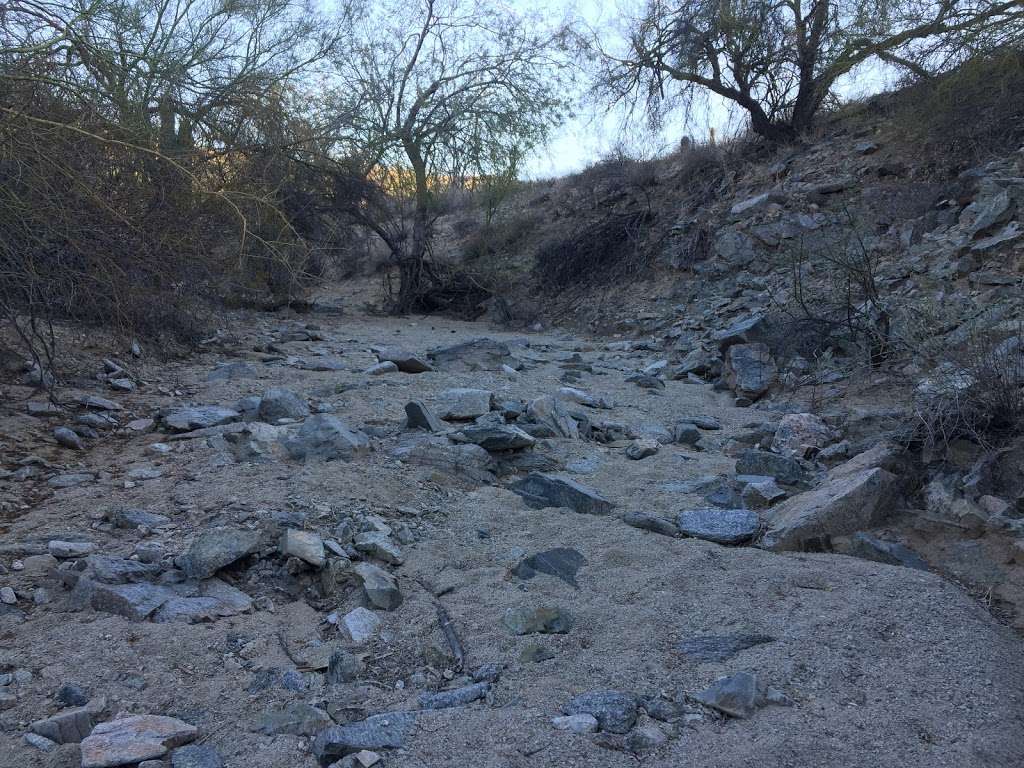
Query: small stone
xmin=162 ymin=406 xmax=239 ymax=432
xmin=622 ymin=511 xmax=679 ymax=537
xmin=175 ymin=528 xmax=259 ymax=579
xmin=55 ymin=683 xmax=90 ymax=707
xmin=511 ymin=548 xmax=586 ymax=587
xmin=451 ymin=424 xmax=536 ymax=452
xmin=258 ymin=702 xmax=332 ymax=736
xmin=25 ymin=732 xmax=59 ymax=752
xmin=353 ymin=562 xmax=402 ymax=610
xmin=437 ymin=388 xmax=493 ymax=420
xmin=625 ymin=438 xmax=659 ymax=460
xmin=342 ymin=607 xmax=382 ymax=645
xmin=374 ymin=347 xmax=433 ymax=373
xmin=54 ymin=427 xmax=84 ymax=450
xmin=503 ymin=606 xmax=572 ymax=635
xmin=365 ymin=361 xmax=398 ymax=375
xmin=677 ymin=509 xmax=759 ymax=545
xmin=327 ymin=648 xmax=364 ymax=684
xmin=114 ymin=508 xmax=171 ymax=529
xmin=109 ymin=378 xmax=135 ymax=392
xmin=625 ymin=723 xmax=669 ymax=753
xmin=171 ymin=744 xmax=224 ymax=768
xmin=283 ymin=415 xmax=370 ymax=462
xmin=48 ymin=540 xmax=97 ymax=558
xmin=279 ymin=529 xmax=326 ymax=568
xmin=693 ymin=671 xmax=759 ymax=718
xmin=563 ymin=690 xmax=638 ymax=734
xmin=735 ymin=449 xmax=807 ymax=485
xmin=257 ymin=387 xmax=310 ymax=422
xmin=551 ymin=714 xmax=598 ymax=734
xmin=353 ymin=750 xmax=381 ymax=768
xmin=417 ymin=681 xmax=489 ymax=709
xmin=30 ymin=707 xmax=95 ymax=744
xmin=0 ymin=586 xmax=15 ymax=604
xmin=404 ymin=401 xmax=446 ymax=432
xmin=741 ymin=478 xmax=787 ymax=509
xmin=353 ymin=532 xmax=403 ymax=565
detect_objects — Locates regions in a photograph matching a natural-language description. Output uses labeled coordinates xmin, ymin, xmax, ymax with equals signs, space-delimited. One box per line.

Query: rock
xmin=257 ymin=387 xmax=310 ymax=422
xmin=520 ymin=643 xmax=555 ymax=662
xmin=626 ymin=438 xmax=659 ymax=460
xmin=525 ymin=396 xmax=579 ymax=439
xmin=418 ymin=682 xmax=489 ymax=709
xmin=78 ymin=394 xmax=122 ymax=411
xmin=622 ymin=511 xmax=679 ymax=537
xmin=712 ymin=315 xmax=768 ymax=351
xmin=30 ymin=707 xmax=94 ymax=743
xmin=55 ymin=683 xmax=89 ymax=708
xmin=48 ymin=540 xmax=97 ymax=558
xmin=258 ymin=702 xmax=332 ymax=736
xmin=279 ymin=529 xmax=325 ymax=568
xmin=724 ymin=343 xmax=776 ymax=400
xmin=730 ymin=192 xmax=783 ymax=218
xmin=353 ymin=532 xmax=403 ymax=565
xmin=199 ymin=578 xmax=253 ymax=613
xmin=392 ymin=436 xmax=495 ymax=484
xmin=353 ymin=562 xmax=402 ymax=610
xmin=108 ymin=378 xmax=134 ymax=392
xmin=451 ymin=424 xmax=535 ymax=452
xmin=437 ymin=388 xmax=493 ymax=421
xmin=162 ymin=406 xmax=239 ymax=432
xmin=677 ymin=633 xmax=774 ymax=662
xmin=53 ymin=427 xmax=84 ymax=450
xmin=365 ymin=361 xmax=398 ymax=375
xmin=171 ymin=744 xmax=224 ymax=768
xmin=327 ymin=648 xmax=364 ymax=684
xmin=80 ymin=715 xmax=197 ymax=768
xmin=85 ymin=555 xmax=161 ymax=583
xmin=625 ymin=723 xmax=669 ymax=753
xmin=312 ymin=712 xmax=417 ymax=766
xmin=693 ymin=671 xmax=790 ymax=718
xmin=0 ymin=586 xmax=16 ymax=604
xmin=735 ymin=449 xmax=807 ymax=486
xmin=342 ymin=607 xmax=382 ymax=645
xmin=113 ymin=508 xmax=170 ymax=529
xmin=404 ymin=401 xmax=445 ymax=432
xmin=771 ymin=413 xmax=834 ymax=456
xmin=373 ymin=347 xmax=433 ymax=373
xmin=557 ymin=387 xmax=612 ymax=409
xmin=625 ymin=373 xmax=665 ymax=390
xmin=283 ymin=415 xmax=370 ymax=461
xmin=24 ymin=732 xmax=59 ymax=752
xmin=28 ymin=401 xmax=61 ymax=417
xmin=72 ymin=579 xmax=173 ymax=621
xmin=175 ymin=528 xmax=260 ymax=579
xmin=428 ymin=338 xmax=515 ymax=371
xmin=551 ymin=714 xmax=599 ymax=734
xmin=761 ymin=463 xmax=898 ymax=551
xmin=672 ymin=422 xmax=704 ymax=447
xmin=677 ymin=509 xmax=759 ymax=545
xmin=503 ymin=606 xmax=572 ymax=635
xmin=48 ymin=472 xmax=96 ymax=488
xmin=833 ymin=532 xmax=929 ymax=570
xmin=512 ymin=548 xmax=586 ymax=587
xmin=741 ymin=478 xmax=787 ymax=509
xmin=207 ymin=362 xmax=256 ymax=382
xmin=563 ymin=690 xmax=638 ymax=734
xmin=511 ymin=473 xmax=614 ymax=515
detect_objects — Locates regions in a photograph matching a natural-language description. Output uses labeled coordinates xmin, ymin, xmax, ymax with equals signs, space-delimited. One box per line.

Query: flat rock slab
xmin=163 ymin=407 xmax=239 ymax=433
xmin=452 ymin=424 xmax=536 ymax=452
xmin=677 ymin=633 xmax=775 ymax=662
xmin=512 ymin=548 xmax=586 ymax=587
xmin=735 ymin=449 xmax=807 ymax=486
xmin=175 ymin=528 xmax=260 ymax=580
xmin=678 ymin=509 xmax=760 ymax=545
xmin=511 ymin=473 xmax=614 ymax=515
xmin=428 ymin=338 xmax=516 ymax=371
xmin=437 ymin=388 xmax=493 ymax=421
xmin=80 ymin=715 xmax=197 ymax=768
xmin=313 ymin=712 xmax=417 ymax=766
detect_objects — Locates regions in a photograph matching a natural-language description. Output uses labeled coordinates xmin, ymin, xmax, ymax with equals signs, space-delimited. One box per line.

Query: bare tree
xmin=325 ymin=0 xmax=568 ymax=312
xmin=601 ymin=0 xmax=1024 ymax=142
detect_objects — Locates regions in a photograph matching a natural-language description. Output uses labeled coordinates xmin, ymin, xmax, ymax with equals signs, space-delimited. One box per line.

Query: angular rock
xmin=712 ymin=315 xmax=768 ymax=351
xmin=437 ymin=388 xmax=493 ymax=421
xmin=353 ymin=562 xmax=401 ymax=610
xmin=78 ymin=394 xmax=122 ymax=411
xmin=511 ymin=473 xmax=614 ymax=515
xmin=48 ymin=540 xmax=97 ymax=559
xmin=151 ymin=596 xmax=230 ymax=624
xmin=175 ymin=528 xmax=260 ymax=579
xmin=404 ymin=401 xmax=446 ymax=432
xmin=163 ymin=406 xmax=239 ymax=433
xmin=279 ymin=529 xmax=326 ymax=568
xmin=503 ymin=606 xmax=572 ymax=635
xmin=342 ymin=607 xmax=382 ymax=645
xmin=626 ymin=438 xmax=659 ymax=460
xmin=677 ymin=633 xmax=774 ymax=662
xmin=418 ymin=682 xmax=489 ymax=710
xmin=86 ymin=555 xmax=161 ymax=584
xmin=113 ymin=508 xmax=170 ymax=529
xmin=428 ymin=338 xmax=515 ymax=372
xmin=557 ymin=387 xmax=612 ymax=409
xmin=257 ymin=387 xmax=310 ymax=422
xmin=563 ymin=690 xmax=638 ymax=734
xmin=312 ymin=712 xmax=417 ymax=766
xmin=31 ymin=707 xmax=94 ymax=744
xmin=207 ymin=362 xmax=256 ymax=382
xmin=353 ymin=532 xmax=403 ymax=565
xmin=724 ymin=343 xmax=777 ymax=400
xmin=626 ymin=723 xmax=670 ymax=754
xmin=741 ymin=478 xmax=787 ymax=509
xmin=833 ymin=532 xmax=929 ymax=570
xmin=735 ymin=449 xmax=807 ymax=486
xmin=622 ymin=511 xmax=679 ymax=537
xmin=71 ymin=579 xmax=172 ymax=620
xmin=677 ymin=509 xmax=759 ymax=545
xmin=54 ymin=427 xmax=84 ymax=450
xmin=327 ymin=648 xmax=364 ymax=684
xmin=771 ymin=413 xmax=834 ymax=457
xmin=283 ymin=415 xmax=370 ymax=461
xmin=512 ymin=548 xmax=586 ymax=587
xmin=391 ymin=436 xmax=495 ymax=484
xmin=171 ymin=744 xmax=224 ymax=768
xmin=451 ymin=424 xmax=535 ymax=452
xmin=525 ymin=396 xmax=579 ymax=439
xmin=80 ymin=715 xmax=197 ymax=768
xmin=374 ymin=347 xmax=433 ymax=373
xmin=258 ymin=702 xmax=331 ymax=736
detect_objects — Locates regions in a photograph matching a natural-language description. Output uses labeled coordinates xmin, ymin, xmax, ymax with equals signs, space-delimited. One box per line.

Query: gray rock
xmin=672 ymin=422 xmax=704 ymax=447
xmin=207 ymin=362 xmax=256 ymax=382
xmin=503 ymin=606 xmax=572 ymax=635
xmin=365 ymin=361 xmax=398 ymax=375
xmin=175 ymin=528 xmax=260 ymax=579
xmin=677 ymin=509 xmax=760 ymax=545
xmin=391 ymin=436 xmax=495 ymax=484
xmin=437 ymin=388 xmax=493 ymax=420
xmin=452 ymin=424 xmax=535 ymax=452
xmin=54 ymin=427 xmax=84 ymax=450
xmin=327 ymin=648 xmax=364 ymax=684
xmin=374 ymin=347 xmax=433 ymax=373
xmin=72 ymin=579 xmax=173 ymax=620
xmin=428 ymin=338 xmax=515 ymax=372
xmin=511 ymin=473 xmax=614 ymax=515
xmin=85 ymin=555 xmax=161 ymax=584
xmin=24 ymin=732 xmax=58 ymax=752
xmin=625 ymin=723 xmax=670 ymax=753
xmin=109 ymin=378 xmax=135 ymax=392
xmin=354 ymin=562 xmax=402 ymax=610
xmin=512 ymin=548 xmax=586 ymax=587
xmin=257 ymin=387 xmax=310 ymax=422
xmin=199 ymin=578 xmax=253 ymax=613
xmin=693 ymin=671 xmax=790 ymax=718
xmin=312 ymin=712 xmax=417 ymax=766
xmin=563 ymin=690 xmax=638 ymax=734
xmin=771 ymin=413 xmax=834 ymax=457
xmin=622 ymin=512 xmax=678 ymax=537
xmin=625 ymin=373 xmax=665 ymax=390
xmin=677 ymin=633 xmax=774 ymax=662
xmin=833 ymin=532 xmax=929 ymax=570
xmin=279 ymin=529 xmax=326 ymax=568
xmin=626 ymin=438 xmax=659 ymax=460
xmin=80 ymin=714 xmax=197 ymax=768
xmin=78 ymin=394 xmax=122 ymax=411
xmin=258 ymin=702 xmax=332 ymax=736
xmin=404 ymin=401 xmax=445 ymax=432
xmin=551 ymin=714 xmax=599 ymax=733
xmin=171 ymin=744 xmax=224 ymax=768
xmin=113 ymin=508 xmax=170 ymax=529
xmin=741 ymin=478 xmax=787 ymax=509
xmin=55 ymin=683 xmax=89 ymax=708
xmin=163 ymin=406 xmax=239 ymax=433
xmin=418 ymin=682 xmax=490 ymax=710
xmin=735 ymin=449 xmax=807 ymax=485
xmin=342 ymin=607 xmax=382 ymax=645
xmin=557 ymin=387 xmax=612 ymax=409
xmin=151 ymin=595 xmax=230 ymax=624
xmin=48 ymin=540 xmax=97 ymax=558
xmin=283 ymin=415 xmax=370 ymax=461
xmin=353 ymin=532 xmax=403 ymax=565
xmin=30 ymin=706 xmax=94 ymax=743
xmin=47 ymin=472 xmax=96 ymax=488
xmin=525 ymin=396 xmax=579 ymax=439
xmin=724 ymin=343 xmax=776 ymax=400
xmin=712 ymin=315 xmax=768 ymax=351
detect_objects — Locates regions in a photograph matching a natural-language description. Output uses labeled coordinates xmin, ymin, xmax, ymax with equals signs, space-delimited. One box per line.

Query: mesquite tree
xmin=602 ymin=0 xmax=1024 ymax=141
xmin=326 ymin=0 xmax=568 ymax=312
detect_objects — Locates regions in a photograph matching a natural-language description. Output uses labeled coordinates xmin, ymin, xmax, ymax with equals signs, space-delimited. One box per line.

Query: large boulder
xmin=760 ymin=450 xmax=900 ymax=551
xmin=724 ymin=343 xmax=777 ymax=400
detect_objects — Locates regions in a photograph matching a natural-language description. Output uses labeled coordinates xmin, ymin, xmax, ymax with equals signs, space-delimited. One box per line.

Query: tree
xmin=601 ymin=0 xmax=1024 ymax=142
xmin=325 ymin=0 xmax=568 ymax=312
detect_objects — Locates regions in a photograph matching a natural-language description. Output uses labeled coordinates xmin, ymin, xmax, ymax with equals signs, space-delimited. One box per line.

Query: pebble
xmin=0 ymin=586 xmax=15 ymax=604
xmin=551 ymin=714 xmax=599 ymax=733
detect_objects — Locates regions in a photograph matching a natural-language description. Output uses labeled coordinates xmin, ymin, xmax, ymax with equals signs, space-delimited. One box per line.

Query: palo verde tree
xmin=601 ymin=0 xmax=1024 ymax=142
xmin=325 ymin=0 xmax=568 ymax=313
